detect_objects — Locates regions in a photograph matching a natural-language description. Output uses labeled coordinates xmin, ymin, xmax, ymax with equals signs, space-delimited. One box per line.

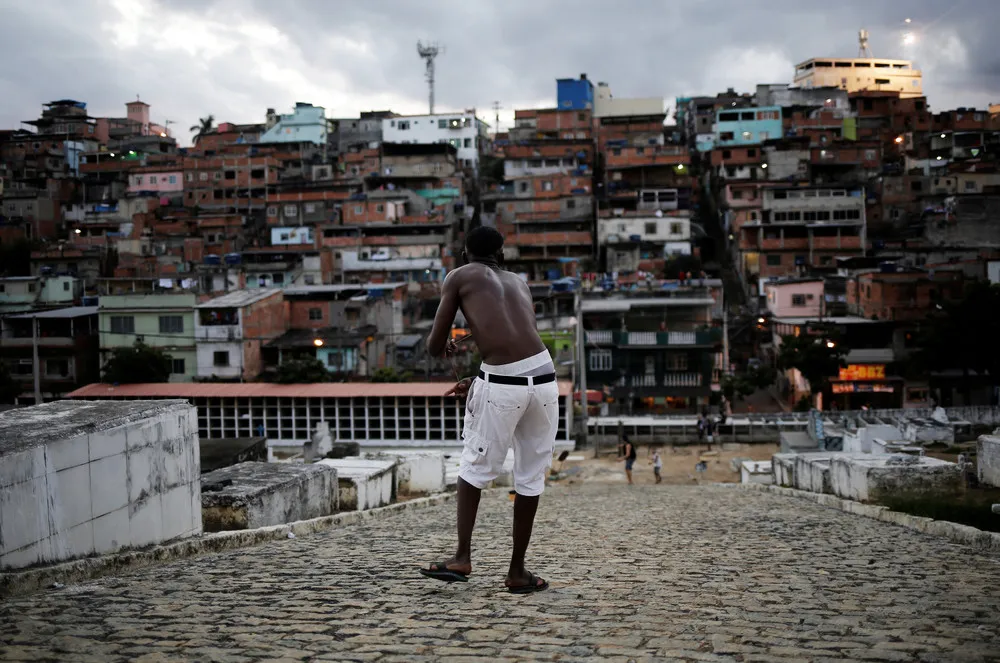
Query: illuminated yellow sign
xmin=838 ymin=364 xmax=886 ymax=381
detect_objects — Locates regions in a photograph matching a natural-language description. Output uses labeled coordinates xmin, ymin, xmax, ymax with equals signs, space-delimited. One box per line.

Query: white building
xmin=381 ymin=111 xmax=489 ymax=169
xmin=194 ymin=288 xmax=283 ymax=380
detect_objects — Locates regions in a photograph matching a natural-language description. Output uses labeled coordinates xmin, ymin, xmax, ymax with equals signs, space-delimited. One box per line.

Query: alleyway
xmin=2 ymin=484 xmax=999 ymax=662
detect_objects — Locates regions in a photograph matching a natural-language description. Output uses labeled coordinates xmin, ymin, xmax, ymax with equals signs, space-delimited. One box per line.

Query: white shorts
xmin=459 ymin=350 xmax=560 ymax=496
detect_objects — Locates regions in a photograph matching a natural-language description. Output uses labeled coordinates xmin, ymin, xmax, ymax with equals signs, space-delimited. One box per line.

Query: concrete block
xmin=0 ymin=446 xmax=46 ymax=489
xmin=48 ymin=464 xmax=92 ymax=531
xmin=771 ymin=453 xmax=796 ymax=487
xmin=92 ymin=507 xmax=130 ymax=554
xmin=89 ymin=426 xmax=127 ymax=461
xmin=793 ymin=454 xmax=834 ymax=494
xmin=200 ymin=462 xmax=337 ymax=532
xmin=978 ymin=435 xmax=1000 ymax=488
xmin=871 ymin=438 xmax=923 ymax=456
xmin=160 ymin=484 xmax=194 ymax=540
xmin=364 ymin=450 xmax=446 ymax=496
xmin=830 ymin=455 xmax=963 ymax=503
xmin=128 ymin=494 xmax=163 ymax=548
xmin=0 ymin=400 xmax=201 ymax=570
xmin=90 ymin=454 xmax=128 ymax=518
xmin=0 ymin=540 xmax=44 ymax=570
xmin=317 ymin=458 xmax=395 ymax=511
xmin=0 ymin=476 xmax=48 ymax=553
xmin=47 ymin=435 xmax=89 ymax=472
xmin=740 ymin=461 xmax=773 ymax=485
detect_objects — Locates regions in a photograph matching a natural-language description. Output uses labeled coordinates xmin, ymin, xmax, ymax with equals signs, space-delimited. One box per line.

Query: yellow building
xmin=794 ymin=58 xmax=923 ymax=99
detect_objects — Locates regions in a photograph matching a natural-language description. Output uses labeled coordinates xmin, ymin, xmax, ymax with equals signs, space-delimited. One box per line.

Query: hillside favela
xmin=1 ymin=2 xmax=1000 ymax=661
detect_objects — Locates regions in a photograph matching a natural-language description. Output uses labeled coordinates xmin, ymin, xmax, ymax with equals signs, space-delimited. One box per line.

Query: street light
xmin=826 ymin=340 xmax=836 ymax=349
xmin=313 ymin=338 xmax=324 ymax=347
xmin=757 ymin=317 xmax=766 ymax=324
xmin=761 ymin=163 xmax=768 ymax=169
xmin=74 ymin=228 xmax=81 ymax=235
xmin=894 ymin=136 xmax=904 ymax=144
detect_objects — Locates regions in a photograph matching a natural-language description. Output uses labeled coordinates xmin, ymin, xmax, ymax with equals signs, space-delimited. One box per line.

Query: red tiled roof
xmin=68 ymin=381 xmax=573 ymax=399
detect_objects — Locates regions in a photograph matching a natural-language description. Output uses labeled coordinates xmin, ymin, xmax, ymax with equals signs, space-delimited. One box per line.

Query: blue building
xmin=714 ymin=105 xmax=782 ymax=147
xmin=557 ymin=74 xmax=594 ymax=111
xmin=259 ymin=102 xmax=328 ymax=146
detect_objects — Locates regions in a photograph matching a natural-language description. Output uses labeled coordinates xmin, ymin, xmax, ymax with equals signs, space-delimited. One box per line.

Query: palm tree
xmin=189 ymin=115 xmax=215 ymax=143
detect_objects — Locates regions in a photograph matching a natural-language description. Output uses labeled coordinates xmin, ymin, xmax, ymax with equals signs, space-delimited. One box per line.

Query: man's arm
xmin=426 ymin=270 xmax=461 ymax=357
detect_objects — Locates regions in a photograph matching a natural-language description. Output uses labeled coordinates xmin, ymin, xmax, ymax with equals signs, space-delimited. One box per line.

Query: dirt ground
xmin=551 ymin=443 xmax=779 ymax=486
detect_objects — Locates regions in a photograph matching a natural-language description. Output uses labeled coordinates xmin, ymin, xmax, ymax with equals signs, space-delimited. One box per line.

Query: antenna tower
xmin=417 ymin=41 xmax=444 ymax=114
xmin=491 ymin=101 xmax=502 ymax=137
xmin=858 ymin=29 xmax=873 ymax=57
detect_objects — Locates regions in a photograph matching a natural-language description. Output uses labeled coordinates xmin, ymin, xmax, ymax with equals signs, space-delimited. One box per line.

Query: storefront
xmin=829 ymin=364 xmax=903 ymax=410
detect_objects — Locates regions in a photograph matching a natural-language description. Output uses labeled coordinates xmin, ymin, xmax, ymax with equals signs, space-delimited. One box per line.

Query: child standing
xmin=650 ymin=448 xmax=663 ymax=484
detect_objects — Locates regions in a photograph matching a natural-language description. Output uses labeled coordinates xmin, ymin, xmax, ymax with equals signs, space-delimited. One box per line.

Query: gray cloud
xmin=1 ymin=0 xmax=997 ymax=146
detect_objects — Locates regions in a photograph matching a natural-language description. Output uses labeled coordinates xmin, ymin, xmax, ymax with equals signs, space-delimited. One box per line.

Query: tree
xmin=721 ymin=365 xmax=778 ymax=403
xmin=914 ymin=282 xmax=1000 ymax=401
xmin=189 ymin=115 xmax=215 ymax=143
xmin=370 ymin=367 xmax=413 ymax=383
xmin=102 ymin=341 xmax=172 ymax=384
xmin=776 ymin=332 xmax=848 ymax=398
xmin=273 ymin=357 xmax=331 ymax=384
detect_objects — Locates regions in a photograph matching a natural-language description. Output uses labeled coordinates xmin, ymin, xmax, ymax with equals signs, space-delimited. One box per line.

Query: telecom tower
xmin=492 ymin=101 xmax=502 ymax=138
xmin=417 ymin=41 xmax=444 ymax=114
xmin=858 ymin=29 xmax=873 ymax=57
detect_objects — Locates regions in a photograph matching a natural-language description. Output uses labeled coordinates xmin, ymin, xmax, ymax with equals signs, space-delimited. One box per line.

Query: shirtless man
xmin=419 ymin=226 xmax=558 ymax=594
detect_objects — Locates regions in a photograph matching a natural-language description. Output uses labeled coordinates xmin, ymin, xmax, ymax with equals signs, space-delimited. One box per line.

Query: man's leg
xmin=507 ymin=491 xmax=539 ymax=585
xmin=451 ymin=477 xmax=481 ymax=570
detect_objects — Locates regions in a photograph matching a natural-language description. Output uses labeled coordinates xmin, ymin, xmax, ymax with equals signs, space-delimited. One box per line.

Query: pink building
xmin=94 ymin=99 xmax=170 ymax=144
xmin=128 ymin=168 xmax=184 ymax=195
xmin=764 ymin=277 xmax=824 ymax=317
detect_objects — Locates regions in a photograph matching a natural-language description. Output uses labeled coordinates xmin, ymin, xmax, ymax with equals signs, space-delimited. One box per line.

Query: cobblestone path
xmin=2 ymin=484 xmax=1000 ymax=662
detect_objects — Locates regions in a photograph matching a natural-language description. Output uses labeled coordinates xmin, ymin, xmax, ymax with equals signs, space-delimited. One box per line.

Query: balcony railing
xmin=585 ymin=330 xmax=613 ymax=344
xmin=628 ymin=331 xmax=657 ymax=345
xmin=664 ymin=373 xmax=703 ymax=387
xmin=668 ymin=331 xmax=696 ymax=345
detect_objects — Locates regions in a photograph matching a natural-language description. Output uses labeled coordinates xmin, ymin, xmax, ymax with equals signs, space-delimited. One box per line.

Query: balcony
xmin=615 ymin=329 xmax=721 ymax=347
xmin=195 ymin=325 xmax=241 ymax=341
xmin=663 ymin=373 xmax=703 ymax=387
xmin=585 ymin=330 xmax=614 ymax=344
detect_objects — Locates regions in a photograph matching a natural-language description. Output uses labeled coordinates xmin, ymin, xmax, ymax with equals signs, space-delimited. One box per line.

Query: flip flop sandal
xmin=507 ymin=571 xmax=548 ymax=594
xmin=419 ymin=562 xmax=469 ymax=583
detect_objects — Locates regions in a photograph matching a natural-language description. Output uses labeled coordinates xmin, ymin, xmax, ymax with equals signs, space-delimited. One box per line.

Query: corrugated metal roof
xmin=68 ymin=381 xmax=573 ymax=399
xmin=283 ymin=282 xmax=407 ymax=296
xmin=196 ymin=288 xmax=282 ymax=308
xmin=582 ymin=297 xmax=715 ymax=312
xmin=6 ymin=306 xmax=98 ymax=319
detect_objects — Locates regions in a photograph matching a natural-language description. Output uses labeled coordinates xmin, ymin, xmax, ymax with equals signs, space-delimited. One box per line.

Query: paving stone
xmin=0 ymin=485 xmax=999 ymax=661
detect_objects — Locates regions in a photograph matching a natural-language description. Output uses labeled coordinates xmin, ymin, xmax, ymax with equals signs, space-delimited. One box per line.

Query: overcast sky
xmin=1 ymin=0 xmax=998 ymax=146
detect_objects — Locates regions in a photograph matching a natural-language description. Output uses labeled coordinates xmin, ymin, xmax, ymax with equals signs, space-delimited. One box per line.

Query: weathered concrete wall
xmin=900 ymin=420 xmax=955 ymax=445
xmin=200 ymin=462 xmax=337 ymax=531
xmin=871 ymin=439 xmax=923 ymax=456
xmin=0 ymin=400 xmax=200 ymax=570
xmin=364 ymin=450 xmax=446 ymax=496
xmin=317 ymin=458 xmax=394 ymax=511
xmin=793 ymin=454 xmax=834 ymax=494
xmin=978 ymin=435 xmax=1000 ymax=488
xmin=843 ymin=425 xmax=901 ymax=454
xmin=830 ymin=455 xmax=962 ymax=503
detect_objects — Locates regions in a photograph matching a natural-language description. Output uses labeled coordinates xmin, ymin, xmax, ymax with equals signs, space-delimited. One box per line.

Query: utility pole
xmin=574 ymin=275 xmax=591 ymax=456
xmin=722 ymin=296 xmax=731 ymax=379
xmin=491 ymin=101 xmax=502 ymax=138
xmin=32 ymin=317 xmax=41 ymax=404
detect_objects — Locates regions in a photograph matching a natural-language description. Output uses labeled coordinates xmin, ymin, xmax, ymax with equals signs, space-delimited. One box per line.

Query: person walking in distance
xmin=419 ymin=226 xmax=557 ymax=594
xmin=650 ymin=447 xmax=663 ymax=484
xmin=619 ymin=434 xmax=637 ymax=485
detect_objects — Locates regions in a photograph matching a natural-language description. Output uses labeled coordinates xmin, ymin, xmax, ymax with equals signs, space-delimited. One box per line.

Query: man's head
xmin=464 ymin=226 xmax=504 ymax=263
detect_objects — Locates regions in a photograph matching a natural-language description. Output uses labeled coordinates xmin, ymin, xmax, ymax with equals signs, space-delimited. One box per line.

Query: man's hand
xmin=445 ymin=377 xmax=473 ymax=399
xmin=444 ymin=338 xmax=459 ymax=357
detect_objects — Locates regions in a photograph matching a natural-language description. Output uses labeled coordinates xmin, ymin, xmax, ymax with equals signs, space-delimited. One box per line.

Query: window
xmin=722 ymin=150 xmax=732 ymax=159
xmin=46 ymin=359 xmax=69 ymax=377
xmin=135 ymin=176 xmax=144 ymax=186
xmin=589 ymin=349 xmax=612 ymax=372
xmin=766 ymin=255 xmax=782 ymax=266
xmin=666 ymin=353 xmax=689 ymax=371
xmin=309 ymin=308 xmax=322 ymax=321
xmin=375 ymin=203 xmax=385 ymax=213
xmin=644 ymin=356 xmax=656 ymax=375
xmin=159 ymin=315 xmax=184 ymax=334
xmin=636 ymin=147 xmax=645 ymax=155
xmin=718 ymin=112 xmax=739 ymax=122
xmin=110 ymin=316 xmax=135 ymax=334
xmin=757 ymin=110 xmax=780 ymax=121
xmin=670 ymin=222 xmax=683 ymax=235
xmin=518 ymin=181 xmax=528 ymax=193
xmin=282 ymin=204 xmax=297 ymax=218
xmin=171 ymin=358 xmax=185 ymax=374
xmin=732 ymin=190 xmax=742 ymax=199
xmin=224 ymin=170 xmax=235 ymax=180
xmin=354 ymin=205 xmax=363 ymax=215
xmin=438 ymin=119 xmax=447 ymax=128
xmin=251 ymin=168 xmax=265 ymax=178
xmin=566 ymin=199 xmax=576 ymax=210
xmin=304 ymin=274 xmax=315 ymax=285
xmin=791 ymin=294 xmax=807 ymax=307
xmin=63 ymin=281 xmax=70 ymax=291
xmin=463 ymin=138 xmax=472 ymax=148
xmin=213 ymin=351 xmax=230 ymax=367
xmin=213 ymin=172 xmax=222 ymax=180
xmin=398 ymin=121 xmax=410 ymax=130
xmin=741 ymin=112 xmax=755 ymax=121
xmin=149 ymin=176 xmax=157 ymax=184
xmin=719 ymin=133 xmax=734 ymax=142
xmin=965 ymin=180 xmax=977 ymax=192
xmin=187 ymin=173 xmax=194 ymax=182
xmin=272 ymin=273 xmax=284 ymax=285
xmin=645 ymin=222 xmax=657 ymax=235
xmin=267 ymin=206 xmax=277 ymax=217
xmin=542 ymin=181 xmax=553 ymax=192
xmin=199 ymin=172 xmax=208 ymax=181
xmin=168 ymin=175 xmax=176 ymax=184
xmin=304 ymin=203 xmax=316 ymax=214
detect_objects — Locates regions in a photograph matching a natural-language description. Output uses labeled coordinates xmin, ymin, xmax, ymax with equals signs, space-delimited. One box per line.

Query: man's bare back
xmin=427 ymin=262 xmax=546 ymax=365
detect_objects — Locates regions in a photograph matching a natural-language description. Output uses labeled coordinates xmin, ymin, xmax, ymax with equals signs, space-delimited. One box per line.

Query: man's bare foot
xmin=505 ymin=569 xmax=548 ymax=594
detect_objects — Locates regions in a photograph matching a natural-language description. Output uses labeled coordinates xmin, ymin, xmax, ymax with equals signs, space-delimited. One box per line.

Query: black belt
xmin=478 ymin=370 xmax=556 ymax=386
